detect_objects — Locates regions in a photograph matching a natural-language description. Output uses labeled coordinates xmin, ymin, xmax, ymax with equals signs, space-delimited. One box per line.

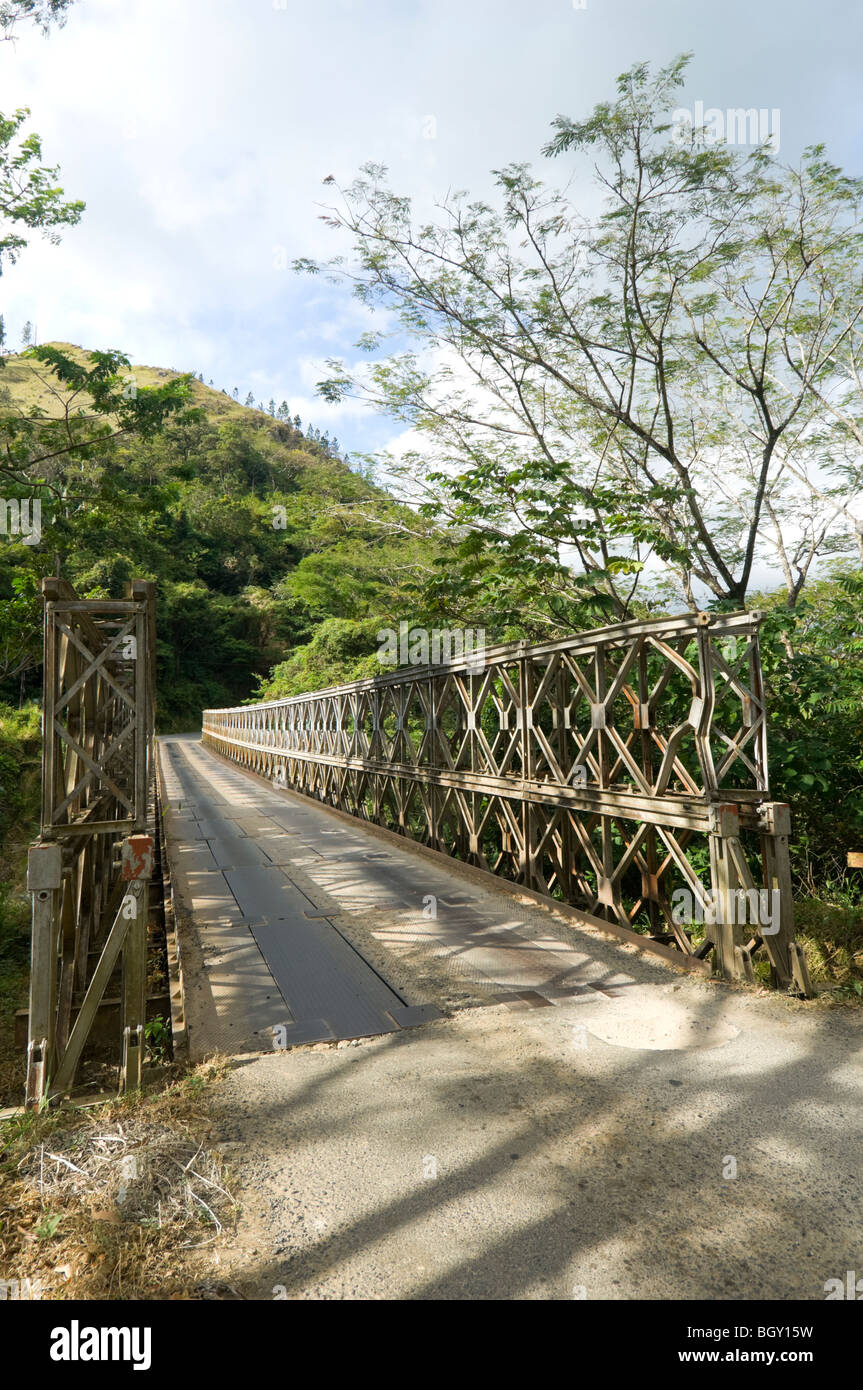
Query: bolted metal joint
xmin=757 ymin=802 xmax=791 ymax=836
xmin=708 ymin=803 xmax=740 ymax=837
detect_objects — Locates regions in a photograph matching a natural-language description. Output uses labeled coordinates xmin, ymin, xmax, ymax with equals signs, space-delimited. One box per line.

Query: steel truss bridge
xmin=23 ymin=593 xmax=813 ymax=1106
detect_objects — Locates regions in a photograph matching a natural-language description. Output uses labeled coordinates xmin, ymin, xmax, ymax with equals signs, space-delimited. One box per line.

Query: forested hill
xmin=0 ymin=345 xmax=437 ymax=728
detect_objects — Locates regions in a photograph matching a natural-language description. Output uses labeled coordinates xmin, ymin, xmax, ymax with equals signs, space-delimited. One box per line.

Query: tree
xmin=0 ymin=0 xmax=74 ymax=38
xmin=751 ymin=163 xmax=863 ymax=567
xmin=304 ymin=56 xmax=863 ymax=617
xmin=232 ymin=386 xmax=239 ymax=400
xmin=244 ymin=391 xmax=255 ymax=407
xmin=0 ymin=345 xmax=194 ymax=681
xmin=20 ymin=320 xmax=32 ymax=346
xmin=277 ymin=400 xmax=290 ymax=421
xmin=0 ymin=107 xmax=84 ymax=283
xmin=0 ymin=0 xmax=195 ymax=683
xmin=267 ymin=398 xmax=276 ymax=416
xmin=1 ymin=345 xmax=193 ymax=490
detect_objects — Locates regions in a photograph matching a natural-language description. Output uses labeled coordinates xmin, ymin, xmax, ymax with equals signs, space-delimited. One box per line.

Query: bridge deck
xmin=158 ymin=736 xmax=639 ymax=1059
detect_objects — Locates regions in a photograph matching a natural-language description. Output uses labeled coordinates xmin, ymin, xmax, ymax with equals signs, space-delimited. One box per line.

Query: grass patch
xmin=795 ymin=894 xmax=863 ymax=1000
xmin=0 ymin=1058 xmax=239 ymax=1300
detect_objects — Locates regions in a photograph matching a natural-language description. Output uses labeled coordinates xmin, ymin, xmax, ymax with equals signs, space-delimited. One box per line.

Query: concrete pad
xmin=584 ymin=991 xmax=741 ymax=1050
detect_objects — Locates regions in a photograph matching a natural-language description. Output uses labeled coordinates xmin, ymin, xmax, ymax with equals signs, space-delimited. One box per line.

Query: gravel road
xmin=204 ymin=973 xmax=862 ymax=1300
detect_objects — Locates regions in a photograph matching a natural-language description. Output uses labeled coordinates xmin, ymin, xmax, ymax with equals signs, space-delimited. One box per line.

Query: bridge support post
xmin=707 ymin=806 xmax=740 ymax=982
xmin=120 ymin=835 xmax=154 ymax=1093
xmin=25 ymin=842 xmax=63 ymax=1108
xmin=517 ymin=645 xmax=539 ymax=890
xmin=760 ymin=803 xmax=813 ymax=996
xmin=707 ymin=801 xmax=813 ymax=995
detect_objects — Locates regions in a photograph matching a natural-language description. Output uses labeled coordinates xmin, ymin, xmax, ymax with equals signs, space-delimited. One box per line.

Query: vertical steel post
xmin=120 ymin=836 xmax=153 ymax=1093
xmin=25 ymin=842 xmax=63 ymax=1107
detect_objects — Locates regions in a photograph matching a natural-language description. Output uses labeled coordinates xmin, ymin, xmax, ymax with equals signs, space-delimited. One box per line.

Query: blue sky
xmin=2 ymin=0 xmax=862 ymax=461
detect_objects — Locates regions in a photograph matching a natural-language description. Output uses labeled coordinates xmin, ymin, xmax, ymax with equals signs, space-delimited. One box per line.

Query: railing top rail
xmin=203 ymin=608 xmax=763 ymax=716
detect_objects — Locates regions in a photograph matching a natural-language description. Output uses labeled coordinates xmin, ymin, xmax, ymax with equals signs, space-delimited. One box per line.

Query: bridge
xmin=23 ymin=581 xmax=813 ymax=1106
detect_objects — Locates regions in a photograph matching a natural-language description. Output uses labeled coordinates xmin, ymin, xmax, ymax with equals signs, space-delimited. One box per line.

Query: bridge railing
xmin=203 ymin=610 xmax=812 ymax=993
xmin=26 ymin=578 xmax=157 ymax=1106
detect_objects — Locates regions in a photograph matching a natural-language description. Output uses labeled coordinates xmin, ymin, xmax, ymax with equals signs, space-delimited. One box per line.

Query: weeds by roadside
xmin=0 ymin=1057 xmax=238 ymax=1300
xmin=795 ymin=894 xmax=863 ymax=1001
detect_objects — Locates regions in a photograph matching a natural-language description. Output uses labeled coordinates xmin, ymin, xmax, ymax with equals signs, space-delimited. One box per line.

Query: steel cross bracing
xmin=25 ymin=578 xmax=157 ymax=1107
xmin=202 ymin=609 xmax=812 ymax=994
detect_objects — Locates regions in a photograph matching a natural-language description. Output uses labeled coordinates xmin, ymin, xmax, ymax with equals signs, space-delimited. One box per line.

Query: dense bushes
xmin=756 ymin=572 xmax=863 ymax=896
xmin=0 ymin=704 xmax=41 ymax=1101
xmin=0 ymin=703 xmax=40 ymax=950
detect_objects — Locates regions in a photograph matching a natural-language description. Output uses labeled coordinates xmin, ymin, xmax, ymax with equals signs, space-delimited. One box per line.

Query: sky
xmin=2 ymin=0 xmax=863 ymax=462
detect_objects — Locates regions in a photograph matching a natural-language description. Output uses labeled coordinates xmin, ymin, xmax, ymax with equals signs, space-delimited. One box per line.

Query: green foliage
xmin=0 ymin=702 xmax=40 ymax=1094
xmin=34 ymin=1212 xmax=61 ymax=1239
xmin=254 ymin=617 xmax=394 ymax=700
xmin=795 ymin=898 xmax=863 ymax=989
xmin=144 ymin=1015 xmax=171 ymax=1063
xmin=0 ymin=107 xmax=83 ymax=276
xmin=755 ymin=571 xmax=863 ymax=888
xmin=0 ymin=0 xmax=74 ymax=37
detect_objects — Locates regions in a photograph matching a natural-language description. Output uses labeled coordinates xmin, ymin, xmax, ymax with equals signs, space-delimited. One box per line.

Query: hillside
xmin=1 ymin=344 xmax=318 ymax=435
xmin=0 ymin=344 xmax=438 ymax=727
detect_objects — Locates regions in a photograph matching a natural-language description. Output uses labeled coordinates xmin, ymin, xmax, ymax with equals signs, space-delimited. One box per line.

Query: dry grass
xmin=0 ymin=1058 xmax=242 ymax=1300
xmin=0 ymin=343 xmax=265 ymax=426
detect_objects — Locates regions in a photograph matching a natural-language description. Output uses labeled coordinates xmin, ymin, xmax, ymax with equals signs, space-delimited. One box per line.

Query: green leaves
xmin=755 ymin=574 xmax=863 ymax=883
xmin=0 ymin=107 xmax=83 ymax=275
xmin=0 ymin=1 xmax=75 ymax=38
